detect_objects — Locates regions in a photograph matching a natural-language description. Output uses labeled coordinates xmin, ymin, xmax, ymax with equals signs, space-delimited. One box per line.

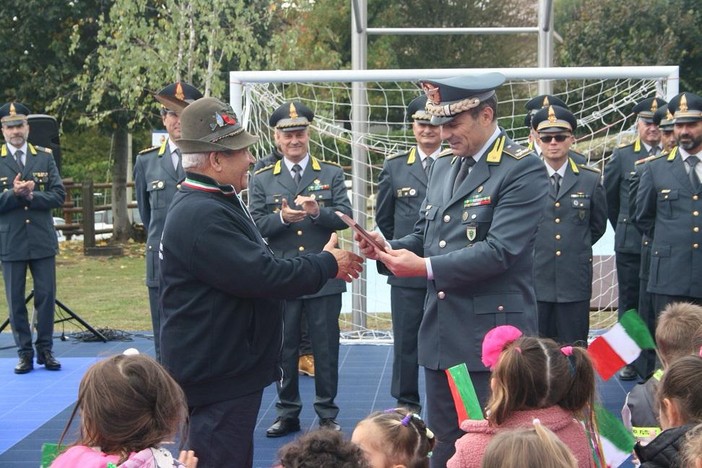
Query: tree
xmin=68 ymin=0 xmax=273 ymax=242
xmin=555 ymin=0 xmax=702 ymax=94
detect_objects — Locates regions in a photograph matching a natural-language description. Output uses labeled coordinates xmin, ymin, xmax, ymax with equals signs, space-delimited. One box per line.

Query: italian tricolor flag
xmin=445 ymin=363 xmax=484 ymax=424
xmin=594 ymin=403 xmax=636 ymax=468
xmin=588 ymin=310 xmax=656 ymax=380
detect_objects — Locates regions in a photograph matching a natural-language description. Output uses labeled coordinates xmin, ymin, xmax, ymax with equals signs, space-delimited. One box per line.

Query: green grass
xmin=0 ymin=241 xmax=152 ymax=333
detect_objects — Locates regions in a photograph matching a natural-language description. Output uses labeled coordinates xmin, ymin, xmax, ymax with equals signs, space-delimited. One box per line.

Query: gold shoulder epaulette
xmin=319 ymin=159 xmax=342 ymax=167
xmin=635 ymin=155 xmax=657 ymax=166
xmin=578 ymin=164 xmax=601 ymax=173
xmin=387 ymin=150 xmax=411 ymax=161
xmin=138 ymin=145 xmax=159 ymax=155
xmin=437 ymin=148 xmax=454 ymax=158
xmin=254 ymin=164 xmax=275 ymax=175
xmin=34 ymin=145 xmax=52 ymax=154
xmin=504 ymin=142 xmax=532 ymax=160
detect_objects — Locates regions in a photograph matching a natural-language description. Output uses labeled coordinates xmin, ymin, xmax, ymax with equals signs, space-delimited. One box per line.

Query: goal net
xmin=231 ymin=66 xmax=679 ymax=342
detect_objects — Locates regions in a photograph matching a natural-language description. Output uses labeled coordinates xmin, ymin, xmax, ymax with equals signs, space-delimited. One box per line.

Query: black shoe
xmin=618 ymin=365 xmax=637 ymax=381
xmin=266 ymin=418 xmax=300 ymax=438
xmin=319 ymin=418 xmax=341 ymax=431
xmin=36 ymin=350 xmax=61 ymax=370
xmin=14 ymin=355 xmax=33 ymax=374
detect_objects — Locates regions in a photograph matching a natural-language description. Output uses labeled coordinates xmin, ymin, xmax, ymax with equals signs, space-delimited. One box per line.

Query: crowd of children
xmin=46 ymin=302 xmax=702 ymax=468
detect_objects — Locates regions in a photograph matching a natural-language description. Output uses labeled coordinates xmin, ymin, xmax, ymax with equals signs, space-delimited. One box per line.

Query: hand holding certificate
xmin=335 ymin=211 xmax=387 ymax=253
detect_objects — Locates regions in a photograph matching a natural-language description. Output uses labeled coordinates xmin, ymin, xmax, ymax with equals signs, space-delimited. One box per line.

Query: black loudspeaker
xmin=27 ymin=114 xmax=62 ymax=173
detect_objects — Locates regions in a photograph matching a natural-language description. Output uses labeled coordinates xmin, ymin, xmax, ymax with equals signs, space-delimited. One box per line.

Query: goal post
xmin=230 ymin=65 xmax=679 ymax=341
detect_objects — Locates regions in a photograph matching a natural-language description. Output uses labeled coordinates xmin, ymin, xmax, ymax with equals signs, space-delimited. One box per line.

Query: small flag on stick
xmin=445 ymin=363 xmax=484 ymax=424
xmin=594 ymin=403 xmax=636 ymax=468
xmin=588 ymin=310 xmax=656 ymax=380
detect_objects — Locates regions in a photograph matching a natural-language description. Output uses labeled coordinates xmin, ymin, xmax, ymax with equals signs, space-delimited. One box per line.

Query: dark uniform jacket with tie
xmin=387 ymin=130 xmax=548 ymax=371
xmin=534 ymin=158 xmax=607 ymax=302
xmin=134 ymin=138 xmax=184 ymax=288
xmin=249 ymin=156 xmax=352 ymax=298
xmin=376 ymin=146 xmax=444 ymax=289
xmin=635 ymin=147 xmax=702 ymax=298
xmin=605 ymin=138 xmax=651 ymax=254
xmin=0 ymin=143 xmax=65 ymax=262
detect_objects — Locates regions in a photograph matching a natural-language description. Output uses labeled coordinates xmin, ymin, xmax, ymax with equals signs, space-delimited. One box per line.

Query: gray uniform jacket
xmin=605 ymin=139 xmax=648 ymax=254
xmin=376 ymin=146 xmax=440 ymax=289
xmin=134 ymin=139 xmax=184 ymax=287
xmin=388 ymin=131 xmax=548 ymax=371
xmin=0 ymin=143 xmax=65 ymax=261
xmin=249 ymin=156 xmax=352 ymax=298
xmin=635 ymin=148 xmax=702 ymax=298
xmin=534 ymin=159 xmax=607 ymax=302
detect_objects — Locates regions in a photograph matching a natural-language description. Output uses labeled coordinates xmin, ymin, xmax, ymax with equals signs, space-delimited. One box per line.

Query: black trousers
xmin=147 ymin=285 xmax=161 ymax=361
xmin=276 ymin=294 xmax=341 ymax=420
xmin=187 ymin=389 xmax=263 ymax=468
xmin=425 ymin=367 xmax=491 ymax=468
xmin=390 ymin=285 xmax=426 ymax=410
xmin=615 ymin=252 xmax=641 ymax=317
xmin=537 ymin=300 xmax=590 ymax=345
xmin=3 ymin=257 xmax=56 ymax=357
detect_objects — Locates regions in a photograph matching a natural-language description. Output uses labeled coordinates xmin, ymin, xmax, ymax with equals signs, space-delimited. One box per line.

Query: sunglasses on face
xmin=539 ymin=134 xmax=570 ymax=143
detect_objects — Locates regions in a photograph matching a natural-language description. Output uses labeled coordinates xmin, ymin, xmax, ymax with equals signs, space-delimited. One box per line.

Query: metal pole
xmin=537 ymin=0 xmax=554 ymax=94
xmin=351 ymin=0 xmax=368 ymax=331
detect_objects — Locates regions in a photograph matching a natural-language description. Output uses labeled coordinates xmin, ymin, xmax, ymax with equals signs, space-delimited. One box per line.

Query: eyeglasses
xmin=539 ymin=134 xmax=570 ymax=143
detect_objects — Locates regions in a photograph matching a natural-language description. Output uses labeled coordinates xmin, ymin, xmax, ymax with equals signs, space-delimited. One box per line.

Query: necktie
xmin=424 ymin=157 xmax=434 ymax=176
xmin=649 ymin=146 xmax=661 ymax=156
xmin=551 ymin=173 xmax=562 ymax=197
xmin=15 ymin=150 xmax=24 ymax=171
xmin=452 ymin=157 xmax=475 ymax=195
xmin=687 ymin=156 xmax=701 ymax=192
xmin=175 ymin=149 xmax=184 ymax=177
xmin=292 ymin=164 xmax=302 ymax=186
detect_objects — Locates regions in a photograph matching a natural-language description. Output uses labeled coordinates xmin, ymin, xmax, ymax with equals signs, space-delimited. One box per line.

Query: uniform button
xmin=644 ymin=240 xmax=649 ymax=245
xmin=695 ymin=227 xmax=700 ymax=233
xmin=555 ymin=234 xmax=561 ymax=240
xmin=437 ymin=291 xmax=446 ymax=299
xmin=25 ymin=219 xmax=30 ymax=224
xmin=623 ymin=217 xmax=628 ymax=222
xmin=148 ymin=245 xmax=153 ymax=250
xmin=555 ymin=218 xmax=561 ymax=224
xmin=556 ymin=250 xmax=561 ymax=256
xmin=298 ymin=246 xmax=305 ymax=252
xmin=497 ymin=305 xmax=504 ymax=312
xmin=297 ymin=230 xmax=303 ymax=236
xmin=695 ymin=195 xmax=700 ymax=201
xmin=471 ymin=214 xmax=477 ymax=220
xmin=24 ymin=206 xmax=28 ymax=211
xmin=439 ymin=240 xmax=447 ymax=248
xmin=695 ymin=244 xmax=700 ymax=249
xmin=443 ymin=215 xmax=451 ymax=223
xmin=554 ymin=202 xmax=560 ymax=208
xmin=695 ymin=211 xmax=700 ymax=216
xmin=176 ymin=183 xmax=182 ymax=189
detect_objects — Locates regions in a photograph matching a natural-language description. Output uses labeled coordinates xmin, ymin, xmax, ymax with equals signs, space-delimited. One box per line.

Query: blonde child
xmin=634 ymin=356 xmax=702 ymax=467
xmin=623 ymin=302 xmax=702 ymax=446
xmin=447 ymin=335 xmax=596 ymax=468
xmin=682 ymin=423 xmax=702 ymax=468
xmin=352 ymin=408 xmax=435 ymax=468
xmin=51 ymin=353 xmax=197 ymax=468
xmin=481 ymin=422 xmax=578 ymax=468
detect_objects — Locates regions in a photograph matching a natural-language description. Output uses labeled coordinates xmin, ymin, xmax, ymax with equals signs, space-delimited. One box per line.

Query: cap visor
xmin=430 ymin=115 xmax=454 ymax=126
xmin=177 ymin=131 xmax=259 ymax=154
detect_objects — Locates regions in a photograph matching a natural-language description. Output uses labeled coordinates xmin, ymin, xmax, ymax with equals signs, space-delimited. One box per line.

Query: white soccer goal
xmin=230 ymin=66 xmax=679 ymax=342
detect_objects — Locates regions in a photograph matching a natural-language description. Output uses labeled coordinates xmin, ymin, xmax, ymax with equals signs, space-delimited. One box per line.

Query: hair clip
xmin=699 ymin=346 xmax=702 ymax=357
xmin=560 ymin=346 xmax=573 ymax=356
xmin=481 ymin=325 xmax=523 ymax=369
xmin=514 ymin=346 xmax=522 ymax=354
xmin=532 ymin=418 xmax=541 ymax=426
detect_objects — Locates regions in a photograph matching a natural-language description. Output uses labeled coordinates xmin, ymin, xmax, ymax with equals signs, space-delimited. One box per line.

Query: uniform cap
xmin=652 ymin=104 xmax=674 ymax=130
xmin=158 ymin=82 xmax=203 ymax=103
xmin=419 ymin=72 xmax=505 ymax=125
xmin=668 ymin=92 xmax=702 ymax=123
xmin=406 ymin=95 xmax=436 ymax=124
xmin=524 ymin=94 xmax=569 ymax=128
xmin=632 ymin=97 xmax=667 ymax=122
xmin=176 ymin=97 xmax=259 ymax=153
xmin=269 ymin=101 xmax=314 ymax=131
xmin=0 ymin=102 xmax=31 ymax=127
xmin=532 ymin=105 xmax=577 ymax=133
